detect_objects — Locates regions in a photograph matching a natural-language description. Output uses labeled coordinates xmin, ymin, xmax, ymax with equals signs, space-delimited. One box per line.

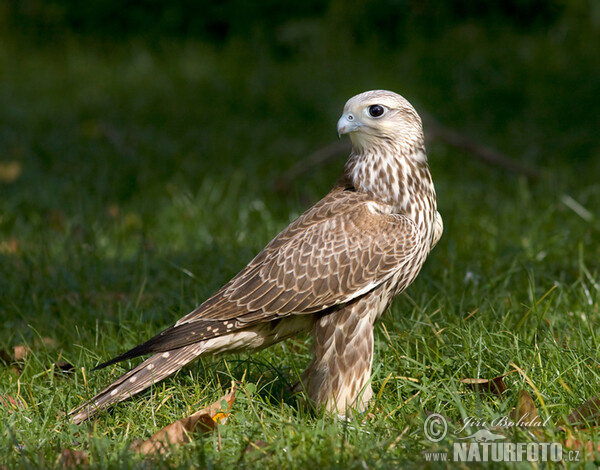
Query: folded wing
xmin=95 ymin=188 xmax=419 ymax=369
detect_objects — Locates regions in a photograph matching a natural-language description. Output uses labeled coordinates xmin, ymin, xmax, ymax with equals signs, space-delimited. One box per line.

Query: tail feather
xmin=69 ymin=343 xmax=206 ymax=424
xmin=91 ymin=321 xmax=228 ymax=371
xmin=70 ymin=316 xmax=313 ymax=424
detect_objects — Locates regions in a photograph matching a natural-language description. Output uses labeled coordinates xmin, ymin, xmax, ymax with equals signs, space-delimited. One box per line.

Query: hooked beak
xmin=337 ymin=114 xmax=362 ymax=138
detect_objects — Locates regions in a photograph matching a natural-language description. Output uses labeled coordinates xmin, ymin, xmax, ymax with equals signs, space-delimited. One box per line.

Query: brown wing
xmin=182 ymin=188 xmax=418 ymax=315
xmin=94 ymin=188 xmax=419 ymax=368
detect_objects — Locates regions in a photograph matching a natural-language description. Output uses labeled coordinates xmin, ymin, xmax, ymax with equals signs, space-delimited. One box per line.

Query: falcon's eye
xmin=367 ymin=104 xmax=385 ymax=118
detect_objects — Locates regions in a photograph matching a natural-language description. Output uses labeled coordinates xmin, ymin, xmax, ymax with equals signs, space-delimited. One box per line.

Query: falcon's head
xmin=337 ymin=90 xmax=423 ymax=154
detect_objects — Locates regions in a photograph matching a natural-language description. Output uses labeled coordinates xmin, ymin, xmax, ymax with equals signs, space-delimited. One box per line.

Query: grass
xmin=1 ymin=11 xmax=600 ymax=468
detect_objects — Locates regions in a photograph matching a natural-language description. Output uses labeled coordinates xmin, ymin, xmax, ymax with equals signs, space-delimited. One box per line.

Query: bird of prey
xmin=70 ymin=90 xmax=443 ymax=424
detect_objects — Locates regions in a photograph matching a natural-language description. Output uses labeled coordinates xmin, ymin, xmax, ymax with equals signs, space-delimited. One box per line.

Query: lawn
xmin=1 ymin=6 xmax=600 ymax=468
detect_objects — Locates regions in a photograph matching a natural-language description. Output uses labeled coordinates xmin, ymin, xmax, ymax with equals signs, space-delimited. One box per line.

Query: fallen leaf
xmin=0 ymin=161 xmax=22 ymax=183
xmin=212 ymin=411 xmax=230 ymax=423
xmin=132 ymin=383 xmax=236 ymax=455
xmin=13 ymin=345 xmax=29 ymax=361
xmin=516 ymin=390 xmax=540 ymax=427
xmin=568 ymin=396 xmax=600 ymax=426
xmin=106 ymin=204 xmax=120 ymax=218
xmin=197 ymin=413 xmax=218 ymax=431
xmin=460 ymin=374 xmax=508 ymax=395
xmin=59 ymin=449 xmax=89 ymax=467
xmin=11 ymin=338 xmax=60 ymax=362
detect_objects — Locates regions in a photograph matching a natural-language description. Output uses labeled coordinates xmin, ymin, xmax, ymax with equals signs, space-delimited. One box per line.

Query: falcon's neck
xmin=342 ymin=142 xmax=437 ymax=225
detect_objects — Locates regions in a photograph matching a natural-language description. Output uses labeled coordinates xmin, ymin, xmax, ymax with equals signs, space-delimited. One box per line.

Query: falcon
xmin=70 ymin=90 xmax=443 ymax=424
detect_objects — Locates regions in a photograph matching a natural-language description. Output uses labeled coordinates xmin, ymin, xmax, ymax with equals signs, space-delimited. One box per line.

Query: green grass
xmin=1 ymin=12 xmax=600 ymax=469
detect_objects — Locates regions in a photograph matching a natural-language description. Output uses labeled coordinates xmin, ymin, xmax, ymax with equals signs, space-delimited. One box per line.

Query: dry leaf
xmin=516 ymin=390 xmax=539 ymax=427
xmin=460 ymin=374 xmax=508 ymax=395
xmin=106 ymin=204 xmax=120 ymax=218
xmin=0 ymin=161 xmax=22 ymax=183
xmin=13 ymin=345 xmax=29 ymax=361
xmin=133 ymin=384 xmax=236 ymax=455
xmin=11 ymin=338 xmax=60 ymax=362
xmin=567 ymin=396 xmax=600 ymax=426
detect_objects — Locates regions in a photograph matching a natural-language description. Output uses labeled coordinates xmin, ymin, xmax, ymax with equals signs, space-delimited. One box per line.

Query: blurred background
xmin=1 ymin=0 xmax=599 ymax=341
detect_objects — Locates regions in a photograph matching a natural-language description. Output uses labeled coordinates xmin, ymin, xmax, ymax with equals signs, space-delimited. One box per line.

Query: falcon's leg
xmin=298 ymin=299 xmax=379 ymax=415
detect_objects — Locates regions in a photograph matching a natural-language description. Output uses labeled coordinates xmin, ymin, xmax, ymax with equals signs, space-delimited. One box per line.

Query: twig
xmin=421 ymin=111 xmax=541 ymax=180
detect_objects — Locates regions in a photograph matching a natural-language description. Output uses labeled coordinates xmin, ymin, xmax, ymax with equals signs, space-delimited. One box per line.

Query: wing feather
xmin=201 ymin=188 xmax=420 ymax=319
xmin=96 ymin=188 xmax=420 ymax=367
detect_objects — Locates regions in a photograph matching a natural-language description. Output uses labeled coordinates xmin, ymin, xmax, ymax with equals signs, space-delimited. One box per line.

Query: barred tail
xmin=69 ymin=343 xmax=206 ymax=424
xmin=69 ymin=316 xmax=313 ymax=424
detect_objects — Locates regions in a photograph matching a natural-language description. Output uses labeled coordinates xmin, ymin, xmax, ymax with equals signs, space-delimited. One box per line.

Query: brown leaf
xmin=0 ymin=161 xmax=22 ymax=183
xmin=106 ymin=204 xmax=120 ymax=218
xmin=59 ymin=449 xmax=89 ymax=467
xmin=11 ymin=338 xmax=60 ymax=362
xmin=13 ymin=345 xmax=30 ymax=361
xmin=516 ymin=390 xmax=540 ymax=427
xmin=131 ymin=417 xmax=196 ymax=454
xmin=568 ymin=396 xmax=600 ymax=426
xmin=460 ymin=374 xmax=508 ymax=395
xmin=133 ymin=383 xmax=236 ymax=455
